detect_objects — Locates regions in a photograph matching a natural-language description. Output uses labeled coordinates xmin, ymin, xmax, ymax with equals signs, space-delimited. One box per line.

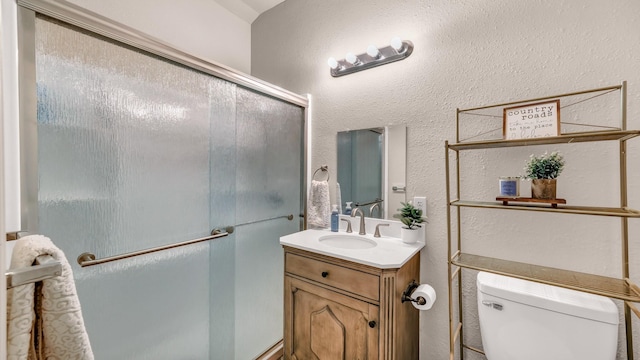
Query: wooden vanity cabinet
xmin=283 ymin=246 xmax=420 ymax=360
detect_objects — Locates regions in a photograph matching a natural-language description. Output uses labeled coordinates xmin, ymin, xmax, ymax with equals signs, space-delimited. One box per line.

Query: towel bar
xmin=354 ymin=198 xmax=383 ymax=207
xmin=77 ymin=214 xmax=295 ymax=267
xmin=5 ymin=254 xmax=62 ymax=289
xmin=78 ymin=227 xmax=233 ymax=267
xmin=234 ymin=214 xmax=294 ymax=228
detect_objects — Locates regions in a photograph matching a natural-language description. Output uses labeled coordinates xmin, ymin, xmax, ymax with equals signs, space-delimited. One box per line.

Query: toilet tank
xmin=477 ymin=272 xmax=619 ymax=360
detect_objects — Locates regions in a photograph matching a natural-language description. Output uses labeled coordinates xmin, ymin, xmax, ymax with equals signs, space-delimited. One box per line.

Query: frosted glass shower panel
xmin=235 ymin=88 xmax=305 ymax=223
xmin=32 ymin=14 xmax=304 ymax=360
xmin=235 ymin=88 xmax=304 ymax=359
xmin=234 ymin=220 xmax=300 ymax=360
xmin=36 ymin=17 xmax=212 ymax=255
xmin=37 ymin=21 xmax=216 ymax=255
xmin=75 ymin=244 xmax=211 ymax=360
xmin=208 ymin=80 xmax=238 ymax=359
xmin=35 ymin=17 xmax=222 ymax=359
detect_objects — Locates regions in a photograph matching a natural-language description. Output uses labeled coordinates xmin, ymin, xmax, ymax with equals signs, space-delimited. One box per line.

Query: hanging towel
xmin=7 ymin=235 xmax=94 ymax=360
xmin=308 ymin=179 xmax=331 ymax=228
xmin=336 ymin=182 xmax=343 ymax=214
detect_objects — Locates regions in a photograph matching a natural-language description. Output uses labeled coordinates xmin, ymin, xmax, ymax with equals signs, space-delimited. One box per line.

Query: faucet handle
xmin=374 ymin=223 xmax=389 ymax=238
xmin=340 ymin=218 xmax=353 ymax=233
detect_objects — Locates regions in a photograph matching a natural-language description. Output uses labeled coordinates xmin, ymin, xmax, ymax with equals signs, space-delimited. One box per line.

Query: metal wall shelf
xmin=446 ymin=81 xmax=639 ymax=360
xmin=452 ymin=253 xmax=640 ymax=302
xmin=450 ymin=200 xmax=640 ymax=217
xmin=448 ymin=129 xmax=640 ymax=151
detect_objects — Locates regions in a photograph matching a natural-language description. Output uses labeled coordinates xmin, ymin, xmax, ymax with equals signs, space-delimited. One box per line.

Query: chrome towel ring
xmin=312 ymin=165 xmax=330 ymax=182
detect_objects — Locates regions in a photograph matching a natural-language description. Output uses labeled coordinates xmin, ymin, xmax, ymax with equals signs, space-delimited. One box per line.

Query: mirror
xmin=337 ymin=125 xmax=406 ymax=219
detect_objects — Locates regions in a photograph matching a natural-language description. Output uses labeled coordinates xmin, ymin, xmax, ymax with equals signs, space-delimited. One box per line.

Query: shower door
xmin=27 ymin=14 xmax=304 ymax=360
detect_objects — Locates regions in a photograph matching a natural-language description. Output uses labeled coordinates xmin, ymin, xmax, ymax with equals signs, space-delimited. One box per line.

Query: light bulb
xmin=366 ymin=45 xmax=380 ymax=58
xmin=345 ymin=52 xmax=359 ymax=65
xmin=327 ymin=57 xmax=339 ymax=69
xmin=390 ymin=37 xmax=404 ymax=52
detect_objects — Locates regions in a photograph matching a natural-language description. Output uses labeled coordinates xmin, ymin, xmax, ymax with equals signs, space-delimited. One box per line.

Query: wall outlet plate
xmin=413 ymin=196 xmax=427 ymax=216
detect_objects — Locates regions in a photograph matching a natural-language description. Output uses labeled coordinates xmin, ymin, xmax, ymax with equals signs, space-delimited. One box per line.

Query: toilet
xmin=477 ymin=271 xmax=619 ymax=360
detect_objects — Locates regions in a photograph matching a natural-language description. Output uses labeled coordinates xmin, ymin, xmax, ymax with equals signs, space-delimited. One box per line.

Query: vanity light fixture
xmin=345 ymin=52 xmax=360 ymax=65
xmin=328 ymin=37 xmax=414 ymax=77
xmin=390 ymin=37 xmax=405 ymax=52
xmin=327 ymin=57 xmax=340 ymax=70
xmin=366 ymin=45 xmax=381 ymax=59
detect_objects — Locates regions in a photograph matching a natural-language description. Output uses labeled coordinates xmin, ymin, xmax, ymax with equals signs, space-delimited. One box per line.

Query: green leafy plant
xmin=524 ymin=151 xmax=565 ymax=179
xmin=394 ymin=202 xmax=425 ymax=229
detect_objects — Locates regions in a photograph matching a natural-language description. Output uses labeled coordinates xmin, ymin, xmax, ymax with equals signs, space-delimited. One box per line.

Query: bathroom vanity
xmin=281 ymin=229 xmax=423 ymax=359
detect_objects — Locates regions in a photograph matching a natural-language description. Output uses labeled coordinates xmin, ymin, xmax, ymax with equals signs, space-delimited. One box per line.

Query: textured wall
xmin=252 ymin=1 xmax=640 ymax=359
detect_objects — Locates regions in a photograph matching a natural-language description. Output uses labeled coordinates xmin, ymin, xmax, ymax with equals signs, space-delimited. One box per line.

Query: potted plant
xmin=524 ymin=151 xmax=565 ymax=199
xmin=394 ymin=202 xmax=426 ymax=244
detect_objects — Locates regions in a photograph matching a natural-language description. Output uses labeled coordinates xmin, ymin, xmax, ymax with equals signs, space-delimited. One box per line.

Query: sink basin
xmin=318 ymin=234 xmax=378 ymax=249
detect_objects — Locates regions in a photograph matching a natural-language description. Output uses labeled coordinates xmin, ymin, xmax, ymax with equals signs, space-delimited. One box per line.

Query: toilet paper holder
xmin=401 ymin=280 xmax=427 ymax=306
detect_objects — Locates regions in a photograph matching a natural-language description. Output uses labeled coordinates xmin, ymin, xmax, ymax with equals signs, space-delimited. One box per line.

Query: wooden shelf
xmin=451 ymin=200 xmax=640 ymax=218
xmin=451 ymin=253 xmax=640 ymax=302
xmin=496 ymin=196 xmax=566 ymax=208
xmin=448 ymin=130 xmax=640 ymax=151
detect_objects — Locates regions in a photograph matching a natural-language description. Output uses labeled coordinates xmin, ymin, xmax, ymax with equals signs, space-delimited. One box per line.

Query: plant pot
xmin=531 ymin=179 xmax=557 ymax=200
xmin=401 ymin=227 xmax=421 ymax=244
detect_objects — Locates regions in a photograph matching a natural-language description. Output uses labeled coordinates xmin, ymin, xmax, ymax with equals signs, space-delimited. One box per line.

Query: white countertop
xmin=280 ymin=229 xmax=424 ymax=269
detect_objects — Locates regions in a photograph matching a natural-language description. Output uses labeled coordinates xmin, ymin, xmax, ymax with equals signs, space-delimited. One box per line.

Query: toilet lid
xmin=477 ymin=272 xmax=619 ymax=325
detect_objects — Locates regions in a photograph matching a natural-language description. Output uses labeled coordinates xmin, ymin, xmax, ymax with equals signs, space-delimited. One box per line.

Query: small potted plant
xmin=524 ymin=151 xmax=565 ymax=199
xmin=394 ymin=202 xmax=426 ymax=244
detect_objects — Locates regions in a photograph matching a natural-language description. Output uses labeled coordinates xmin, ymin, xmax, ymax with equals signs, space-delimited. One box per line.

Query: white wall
xmin=67 ymin=0 xmax=252 ymax=74
xmin=251 ymin=1 xmax=640 ymax=359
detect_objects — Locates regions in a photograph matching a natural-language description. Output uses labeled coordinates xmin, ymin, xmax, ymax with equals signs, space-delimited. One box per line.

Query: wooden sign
xmin=503 ymin=100 xmax=560 ymax=140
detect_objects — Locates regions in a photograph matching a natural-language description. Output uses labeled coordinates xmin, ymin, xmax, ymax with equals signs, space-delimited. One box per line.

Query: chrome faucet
xmin=374 ymin=223 xmax=389 ymax=238
xmin=369 ymin=202 xmax=381 ymax=218
xmin=350 ymin=207 xmax=366 ymax=235
xmin=340 ymin=218 xmax=352 ymax=233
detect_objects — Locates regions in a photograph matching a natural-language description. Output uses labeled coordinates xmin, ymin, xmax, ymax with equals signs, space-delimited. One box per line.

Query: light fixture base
xmin=330 ymin=40 xmax=414 ymax=77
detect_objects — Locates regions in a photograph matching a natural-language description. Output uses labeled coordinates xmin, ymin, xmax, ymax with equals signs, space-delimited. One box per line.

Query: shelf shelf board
xmin=448 ymin=130 xmax=640 ymax=151
xmin=451 ymin=253 xmax=640 ymax=302
xmin=451 ymin=200 xmax=640 ymax=217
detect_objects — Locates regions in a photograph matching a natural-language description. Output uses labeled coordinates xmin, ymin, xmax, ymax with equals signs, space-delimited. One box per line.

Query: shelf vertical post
xmin=619 ymin=81 xmax=634 ymax=360
xmin=455 ymin=109 xmax=464 ymax=359
xmin=445 ymin=140 xmax=456 ymax=360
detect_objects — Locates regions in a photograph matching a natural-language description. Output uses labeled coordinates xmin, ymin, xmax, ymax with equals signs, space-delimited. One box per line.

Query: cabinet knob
xmin=321 ymin=271 xmax=329 ymax=278
xmin=368 ymin=321 xmax=376 ymax=328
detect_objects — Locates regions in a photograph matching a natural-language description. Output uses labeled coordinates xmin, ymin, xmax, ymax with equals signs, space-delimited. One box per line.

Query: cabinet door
xmin=285 ymin=276 xmax=379 ymax=360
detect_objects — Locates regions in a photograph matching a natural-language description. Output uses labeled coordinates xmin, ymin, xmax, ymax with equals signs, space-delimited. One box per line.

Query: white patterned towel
xmin=7 ymin=235 xmax=94 ymax=360
xmin=308 ymin=179 xmax=331 ymax=228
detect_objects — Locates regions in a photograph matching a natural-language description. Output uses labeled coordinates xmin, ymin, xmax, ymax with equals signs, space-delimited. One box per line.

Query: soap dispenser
xmin=331 ymin=205 xmax=339 ymax=232
xmin=344 ymin=202 xmax=352 ymax=215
